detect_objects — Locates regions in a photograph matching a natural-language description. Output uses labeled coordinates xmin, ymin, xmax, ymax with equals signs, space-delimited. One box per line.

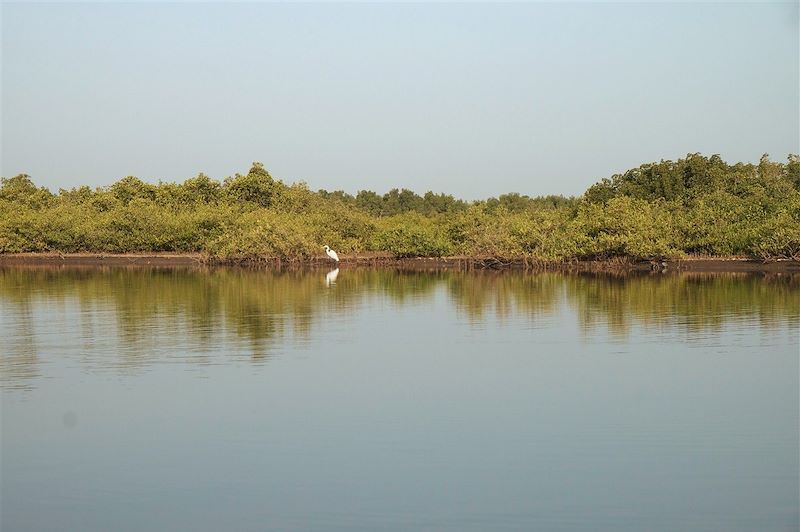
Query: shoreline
xmin=1 ymin=252 xmax=799 ymax=273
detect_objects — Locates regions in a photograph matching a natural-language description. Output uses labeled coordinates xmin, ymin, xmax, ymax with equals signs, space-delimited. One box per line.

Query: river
xmin=1 ymin=266 xmax=798 ymax=531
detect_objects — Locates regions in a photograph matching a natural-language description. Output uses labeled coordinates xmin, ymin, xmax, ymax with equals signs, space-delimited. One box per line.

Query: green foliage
xmin=224 ymin=162 xmax=279 ymax=207
xmin=341 ymin=188 xmax=468 ymax=216
xmin=208 ymin=211 xmax=318 ymax=261
xmin=1 ymin=174 xmax=54 ymax=208
xmin=111 ymin=176 xmax=156 ymax=205
xmin=748 ymin=195 xmax=800 ymax=261
xmin=182 ymin=173 xmax=222 ymax=204
xmin=584 ymin=154 xmax=721 ymax=202
xmin=786 ymin=154 xmax=800 ymax=190
xmin=372 ymin=214 xmax=452 ymax=257
xmin=483 ymin=193 xmax=576 ymax=213
xmin=679 ymin=191 xmax=756 ymax=255
xmin=2 ymin=155 xmax=799 ymax=262
xmin=572 ymin=197 xmax=682 ymax=259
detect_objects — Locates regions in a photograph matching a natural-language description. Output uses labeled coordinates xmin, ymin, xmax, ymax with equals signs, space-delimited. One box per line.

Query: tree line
xmin=1 ymin=154 xmax=798 ymax=262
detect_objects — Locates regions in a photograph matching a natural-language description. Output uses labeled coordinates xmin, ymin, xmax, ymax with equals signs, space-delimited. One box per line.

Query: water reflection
xmin=564 ymin=272 xmax=800 ymax=338
xmin=1 ymin=266 xmax=798 ymax=388
xmin=2 ymin=265 xmax=798 ymax=531
xmin=325 ymin=267 xmax=339 ymax=287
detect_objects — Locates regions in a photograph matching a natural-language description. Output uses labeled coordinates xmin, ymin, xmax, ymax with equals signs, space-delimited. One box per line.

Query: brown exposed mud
xmin=1 ymin=252 xmax=799 ymax=273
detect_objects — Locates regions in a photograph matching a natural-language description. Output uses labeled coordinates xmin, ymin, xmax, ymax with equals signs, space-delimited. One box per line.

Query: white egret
xmin=325 ymin=267 xmax=339 ymax=287
xmin=323 ymin=245 xmax=339 ymax=263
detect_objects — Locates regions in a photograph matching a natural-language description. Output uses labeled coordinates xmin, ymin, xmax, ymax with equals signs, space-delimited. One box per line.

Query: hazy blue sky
xmin=2 ymin=2 xmax=798 ymax=198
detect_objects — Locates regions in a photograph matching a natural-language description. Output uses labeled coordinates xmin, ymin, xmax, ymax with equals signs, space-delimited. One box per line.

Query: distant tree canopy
xmin=0 ymin=174 xmax=53 ymax=208
xmin=2 ymin=154 xmax=799 ymax=262
xmin=317 ymin=187 xmax=577 ymax=216
xmin=583 ymin=153 xmax=800 ymax=203
xmin=224 ymin=162 xmax=278 ymax=207
xmin=317 ymin=187 xmax=470 ymax=216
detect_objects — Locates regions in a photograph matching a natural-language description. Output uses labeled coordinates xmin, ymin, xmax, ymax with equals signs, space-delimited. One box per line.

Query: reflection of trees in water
xmin=1 ymin=267 xmax=797 ymax=387
xmin=0 ymin=298 xmax=39 ymax=390
xmin=564 ymin=272 xmax=800 ymax=338
xmin=446 ymin=271 xmax=563 ymax=322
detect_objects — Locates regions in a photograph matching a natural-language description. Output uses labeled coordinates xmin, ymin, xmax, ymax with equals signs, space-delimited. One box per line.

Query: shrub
xmin=2 ymin=155 xmax=799 ymax=263
xmin=748 ymin=197 xmax=800 ymax=261
xmin=372 ymin=214 xmax=452 ymax=257
xmin=572 ymin=197 xmax=682 ymax=260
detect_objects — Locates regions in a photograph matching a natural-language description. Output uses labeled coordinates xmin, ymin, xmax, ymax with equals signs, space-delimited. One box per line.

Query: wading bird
xmin=324 ymin=245 xmax=339 ymax=263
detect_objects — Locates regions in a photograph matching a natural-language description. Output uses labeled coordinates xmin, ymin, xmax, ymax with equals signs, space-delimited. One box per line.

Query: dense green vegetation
xmin=2 ymin=154 xmax=799 ymax=262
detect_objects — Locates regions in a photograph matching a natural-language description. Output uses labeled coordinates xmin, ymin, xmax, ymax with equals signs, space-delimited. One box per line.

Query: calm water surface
xmin=1 ymin=266 xmax=798 ymax=531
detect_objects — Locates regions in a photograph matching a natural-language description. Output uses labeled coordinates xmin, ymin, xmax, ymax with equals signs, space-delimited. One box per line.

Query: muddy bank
xmin=1 ymin=252 xmax=799 ymax=273
xmin=0 ymin=252 xmax=209 ymax=267
xmin=665 ymin=258 xmax=800 ymax=273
